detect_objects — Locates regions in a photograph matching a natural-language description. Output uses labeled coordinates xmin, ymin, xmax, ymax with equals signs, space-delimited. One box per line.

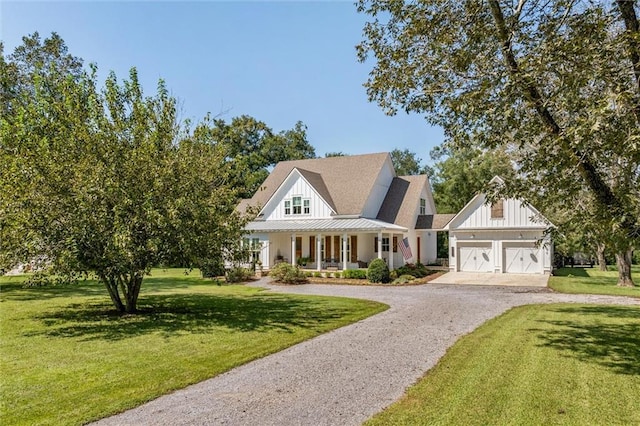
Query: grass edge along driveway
xmin=366 ymin=302 xmax=640 ymax=426
xmin=0 ymin=270 xmax=387 ymax=426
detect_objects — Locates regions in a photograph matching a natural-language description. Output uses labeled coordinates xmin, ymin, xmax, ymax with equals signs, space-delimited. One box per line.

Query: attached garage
xmin=445 ymin=176 xmax=553 ymax=276
xmin=458 ymin=244 xmax=493 ymax=272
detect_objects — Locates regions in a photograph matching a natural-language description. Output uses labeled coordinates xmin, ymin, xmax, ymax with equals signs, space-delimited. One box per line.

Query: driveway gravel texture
xmin=92 ymin=279 xmax=639 ymax=426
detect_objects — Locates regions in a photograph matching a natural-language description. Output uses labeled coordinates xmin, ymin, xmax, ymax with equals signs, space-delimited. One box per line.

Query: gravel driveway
xmin=93 ymin=280 xmax=639 ymax=426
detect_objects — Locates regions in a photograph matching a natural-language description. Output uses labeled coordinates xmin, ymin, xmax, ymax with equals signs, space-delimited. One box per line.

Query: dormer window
xmin=285 ymin=196 xmax=310 ymax=216
xmin=491 ymin=199 xmax=504 ymax=219
xmin=420 ymin=198 xmax=426 ymax=215
xmin=293 ymin=196 xmax=302 ymax=214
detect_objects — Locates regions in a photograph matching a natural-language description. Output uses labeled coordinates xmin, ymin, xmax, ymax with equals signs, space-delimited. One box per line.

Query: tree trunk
xmin=100 ymin=272 xmax=144 ymax=313
xmin=123 ymin=273 xmax=143 ymax=314
xmin=101 ymin=274 xmax=125 ymax=313
xmin=615 ymin=249 xmax=635 ymax=287
xmin=596 ymin=243 xmax=607 ymax=271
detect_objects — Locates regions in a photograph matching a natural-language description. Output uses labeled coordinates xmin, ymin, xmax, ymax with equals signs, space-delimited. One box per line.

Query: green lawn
xmin=0 ymin=269 xmax=387 ymax=426
xmin=550 ymin=265 xmax=640 ymax=298
xmin=366 ymin=303 xmax=640 ymax=426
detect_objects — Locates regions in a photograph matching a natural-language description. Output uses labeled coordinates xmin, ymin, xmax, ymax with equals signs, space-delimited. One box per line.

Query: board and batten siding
xmin=454 ymin=197 xmax=546 ymax=229
xmin=263 ymin=174 xmax=334 ymax=221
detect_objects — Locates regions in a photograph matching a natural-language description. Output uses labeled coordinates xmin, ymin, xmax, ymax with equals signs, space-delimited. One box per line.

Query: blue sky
xmin=1 ymin=1 xmax=444 ymax=164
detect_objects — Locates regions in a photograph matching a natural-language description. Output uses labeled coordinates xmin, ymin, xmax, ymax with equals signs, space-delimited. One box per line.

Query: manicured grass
xmin=0 ymin=269 xmax=387 ymax=426
xmin=550 ymin=266 xmax=640 ymax=298
xmin=366 ymin=303 xmax=640 ymax=426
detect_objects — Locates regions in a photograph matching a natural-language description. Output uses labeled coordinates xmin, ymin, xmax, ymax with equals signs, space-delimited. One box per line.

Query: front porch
xmin=244 ymin=217 xmax=417 ymax=272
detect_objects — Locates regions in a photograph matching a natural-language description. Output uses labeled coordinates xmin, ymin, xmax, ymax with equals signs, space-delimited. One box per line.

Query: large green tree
xmin=209 ymin=116 xmax=316 ymax=199
xmin=357 ymin=0 xmax=640 ymax=285
xmin=390 ymin=148 xmax=429 ymax=176
xmin=0 ymin=33 xmax=246 ymax=312
xmin=429 ymin=147 xmax=516 ymax=214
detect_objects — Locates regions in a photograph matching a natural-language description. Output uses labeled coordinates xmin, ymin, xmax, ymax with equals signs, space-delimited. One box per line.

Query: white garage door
xmin=504 ymin=247 xmax=541 ymax=273
xmin=459 ymin=245 xmax=493 ymax=272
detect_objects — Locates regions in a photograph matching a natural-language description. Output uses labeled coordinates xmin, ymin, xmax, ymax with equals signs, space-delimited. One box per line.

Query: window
xmin=375 ymin=237 xmax=391 ymax=252
xmin=491 ymin=199 xmax=504 ymax=219
xmin=285 ymin=196 xmax=310 ymax=216
xmin=293 ymin=196 xmax=302 ymax=214
xmin=420 ymin=198 xmax=426 ymax=215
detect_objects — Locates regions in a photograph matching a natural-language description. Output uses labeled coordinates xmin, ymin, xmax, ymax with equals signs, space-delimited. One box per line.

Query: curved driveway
xmin=93 ymin=280 xmax=639 ymax=426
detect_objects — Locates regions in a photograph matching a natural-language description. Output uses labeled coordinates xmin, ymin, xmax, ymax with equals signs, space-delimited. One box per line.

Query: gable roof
xmin=415 ymin=213 xmax=456 ymax=230
xmin=444 ymin=175 xmax=552 ymax=230
xmin=376 ymin=175 xmax=430 ymax=228
xmin=244 ymin=152 xmax=391 ymax=216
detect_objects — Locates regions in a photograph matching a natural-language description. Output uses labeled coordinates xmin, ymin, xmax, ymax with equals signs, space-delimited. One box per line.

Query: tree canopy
xmin=0 ymin=33 xmax=290 ymax=312
xmin=390 ymin=148 xmax=429 ymax=176
xmin=357 ymin=0 xmax=640 ymax=285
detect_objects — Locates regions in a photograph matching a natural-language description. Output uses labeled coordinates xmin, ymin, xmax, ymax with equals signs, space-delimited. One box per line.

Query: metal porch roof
xmin=245 ymin=218 xmax=408 ymax=233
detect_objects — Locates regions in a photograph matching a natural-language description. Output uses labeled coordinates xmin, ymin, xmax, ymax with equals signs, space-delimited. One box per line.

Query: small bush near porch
xmin=0 ymin=269 xmax=386 ymax=425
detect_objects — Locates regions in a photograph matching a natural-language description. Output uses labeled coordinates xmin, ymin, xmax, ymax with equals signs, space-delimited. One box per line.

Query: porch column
xmin=316 ymin=233 xmax=322 ymax=271
xmin=389 ymin=233 xmax=394 ymax=270
xmin=291 ymin=233 xmax=296 ymax=266
xmin=377 ymin=231 xmax=383 ymax=259
xmin=342 ymin=233 xmax=348 ymax=271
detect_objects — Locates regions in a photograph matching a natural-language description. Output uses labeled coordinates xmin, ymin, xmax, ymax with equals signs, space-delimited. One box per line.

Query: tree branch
xmin=616 ymin=0 xmax=640 ymax=123
xmin=487 ymin=0 xmax=639 ymax=238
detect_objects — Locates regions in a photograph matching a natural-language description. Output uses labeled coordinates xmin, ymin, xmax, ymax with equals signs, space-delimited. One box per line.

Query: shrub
xmin=334 ymin=272 xmax=341 ymax=279
xmin=268 ymin=263 xmax=308 ymax=284
xmin=367 ymin=258 xmax=390 ymax=283
xmin=225 ymin=267 xmax=253 ymax=283
xmin=389 ymin=270 xmax=398 ymax=280
xmin=342 ymin=269 xmax=367 ymax=279
xmin=395 ymin=262 xmax=429 ymax=278
xmin=313 ymin=271 xmax=322 ymax=278
xmin=199 ymin=259 xmax=225 ymax=278
xmin=392 ymin=274 xmax=416 ymax=285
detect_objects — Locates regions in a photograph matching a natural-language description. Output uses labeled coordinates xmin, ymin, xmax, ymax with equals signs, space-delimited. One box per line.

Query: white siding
xmin=362 ymin=157 xmax=395 ymax=218
xmin=262 ymin=173 xmax=334 ymax=220
xmin=453 ymin=196 xmax=547 ymax=229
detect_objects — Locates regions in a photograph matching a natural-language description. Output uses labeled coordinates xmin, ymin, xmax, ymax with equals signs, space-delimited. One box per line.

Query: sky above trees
xmin=0 ymin=1 xmax=444 ymax=161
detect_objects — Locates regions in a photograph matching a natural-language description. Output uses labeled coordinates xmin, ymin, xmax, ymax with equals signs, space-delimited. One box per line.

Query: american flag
xmin=399 ymin=237 xmax=413 ymax=261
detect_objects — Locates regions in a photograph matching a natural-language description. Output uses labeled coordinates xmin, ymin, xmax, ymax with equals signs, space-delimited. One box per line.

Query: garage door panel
xmin=504 ymin=247 xmax=540 ymax=273
xmin=459 ymin=245 xmax=493 ymax=272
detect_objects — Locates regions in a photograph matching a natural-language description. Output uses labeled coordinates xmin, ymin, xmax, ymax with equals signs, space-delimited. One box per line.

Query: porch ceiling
xmin=245 ymin=218 xmax=408 ymax=233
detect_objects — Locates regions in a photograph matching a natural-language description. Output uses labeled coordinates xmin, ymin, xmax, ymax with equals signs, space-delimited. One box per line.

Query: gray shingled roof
xmin=245 ymin=152 xmax=391 ymax=216
xmin=376 ymin=175 xmax=429 ymax=228
xmin=415 ymin=214 xmax=456 ymax=230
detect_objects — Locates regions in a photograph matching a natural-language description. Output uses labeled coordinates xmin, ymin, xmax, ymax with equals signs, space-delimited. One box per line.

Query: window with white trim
xmin=420 ymin=198 xmax=426 ymax=215
xmin=285 ymin=196 xmax=310 ymax=216
xmin=293 ymin=196 xmax=302 ymax=214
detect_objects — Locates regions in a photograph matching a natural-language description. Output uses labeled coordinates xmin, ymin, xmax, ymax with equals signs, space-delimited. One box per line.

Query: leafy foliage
xmin=268 ymin=263 xmax=308 ymax=284
xmin=394 ymin=262 xmax=430 ymax=279
xmin=225 ymin=267 xmax=254 ymax=283
xmin=390 ymin=148 xmax=429 ymax=176
xmin=367 ymin=258 xmax=390 ymax=283
xmin=0 ymin=33 xmax=247 ymax=312
xmin=429 ymin=147 xmax=516 ymax=214
xmin=342 ymin=269 xmax=367 ymax=279
xmin=357 ymin=1 xmax=640 ymax=284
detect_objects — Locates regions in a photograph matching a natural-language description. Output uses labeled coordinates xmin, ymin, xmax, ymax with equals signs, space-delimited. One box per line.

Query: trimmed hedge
xmin=342 ymin=269 xmax=367 ymax=279
xmin=367 ymin=258 xmax=390 ymax=283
